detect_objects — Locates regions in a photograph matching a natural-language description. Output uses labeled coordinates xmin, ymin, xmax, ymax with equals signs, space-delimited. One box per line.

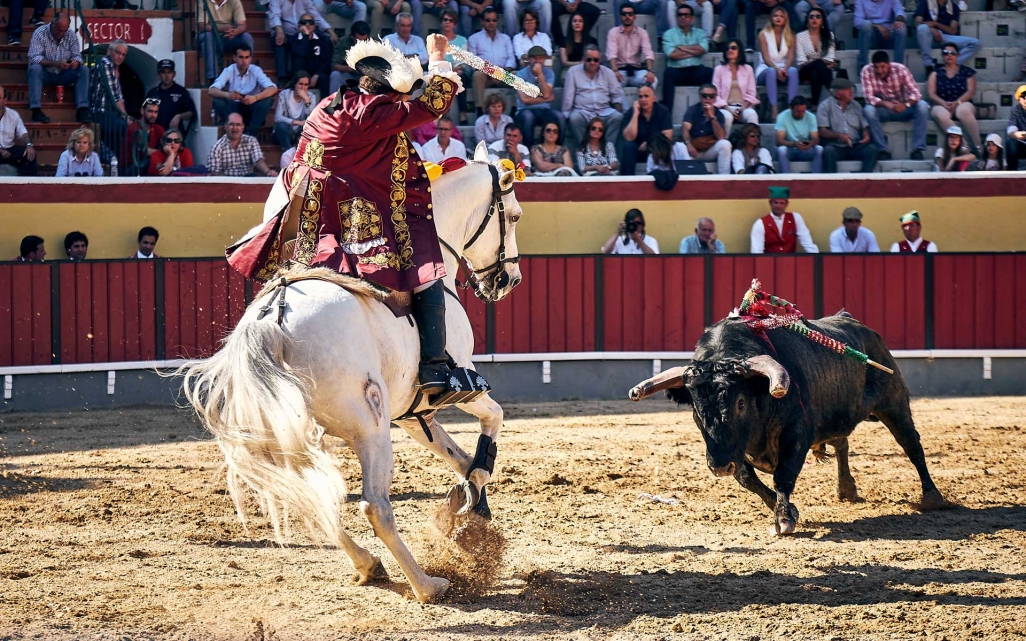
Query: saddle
xmin=253 ymin=266 xmax=490 ymax=425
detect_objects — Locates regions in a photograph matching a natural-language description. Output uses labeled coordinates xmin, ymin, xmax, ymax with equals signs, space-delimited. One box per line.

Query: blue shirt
xmin=855 ymin=0 xmax=906 ymax=28
xmin=679 ymin=235 xmax=725 ymax=254
xmin=384 ymin=33 xmax=428 ymax=66
xmin=775 ymin=109 xmax=819 ymax=142
xmin=210 ymin=62 xmax=276 ymax=95
xmin=516 ymin=66 xmax=555 ymax=110
xmin=661 ymin=27 xmax=708 ymax=69
xmin=467 ymin=30 xmax=515 ymax=69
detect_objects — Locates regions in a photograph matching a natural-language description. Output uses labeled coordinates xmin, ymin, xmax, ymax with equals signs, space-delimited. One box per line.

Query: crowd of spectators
xmin=1 ymin=0 xmax=1024 ymax=179
xmin=594 ymin=185 xmax=939 ymax=256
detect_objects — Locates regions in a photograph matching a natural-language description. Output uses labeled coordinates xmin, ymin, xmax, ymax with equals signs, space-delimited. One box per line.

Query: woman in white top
xmin=513 ymin=9 xmax=552 ymax=67
xmin=56 ymin=127 xmax=104 ymax=177
xmin=731 ymin=123 xmax=774 ymax=173
xmin=794 ymin=7 xmax=838 ymax=107
xmin=755 ymin=6 xmax=798 ymax=121
xmin=272 ymin=71 xmax=313 ymax=150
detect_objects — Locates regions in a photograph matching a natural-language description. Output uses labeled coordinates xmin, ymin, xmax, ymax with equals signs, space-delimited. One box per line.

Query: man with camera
xmin=601 ymin=208 xmax=660 ymax=255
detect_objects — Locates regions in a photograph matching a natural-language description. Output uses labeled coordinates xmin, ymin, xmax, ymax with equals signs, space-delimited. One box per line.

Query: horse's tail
xmin=179 ymin=315 xmax=346 ymax=546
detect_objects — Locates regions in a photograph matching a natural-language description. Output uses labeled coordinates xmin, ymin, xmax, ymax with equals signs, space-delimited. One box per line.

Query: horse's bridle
xmin=439 ymin=163 xmax=521 ymax=301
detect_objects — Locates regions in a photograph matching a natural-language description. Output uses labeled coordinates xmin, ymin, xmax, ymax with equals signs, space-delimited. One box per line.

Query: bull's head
xmin=628 ymin=355 xmax=790 ymax=477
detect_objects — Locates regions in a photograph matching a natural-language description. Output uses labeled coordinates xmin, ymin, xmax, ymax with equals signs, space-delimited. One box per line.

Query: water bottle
xmin=110 ymin=157 xmax=118 ymax=177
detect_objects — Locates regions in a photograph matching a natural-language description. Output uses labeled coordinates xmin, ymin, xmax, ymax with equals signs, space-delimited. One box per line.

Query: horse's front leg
xmin=453 ymin=392 xmax=503 ymax=518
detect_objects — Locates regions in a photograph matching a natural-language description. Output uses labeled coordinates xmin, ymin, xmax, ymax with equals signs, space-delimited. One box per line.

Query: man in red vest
xmin=889 ymin=210 xmax=938 ymax=253
xmin=750 ymin=186 xmax=820 ymax=254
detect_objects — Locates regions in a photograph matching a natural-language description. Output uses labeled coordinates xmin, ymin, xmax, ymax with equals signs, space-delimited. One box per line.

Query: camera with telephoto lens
xmin=623 ymin=210 xmax=642 ymax=244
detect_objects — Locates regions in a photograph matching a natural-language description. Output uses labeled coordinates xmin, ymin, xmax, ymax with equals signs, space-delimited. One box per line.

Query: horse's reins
xmin=438 ymin=163 xmax=520 ymax=301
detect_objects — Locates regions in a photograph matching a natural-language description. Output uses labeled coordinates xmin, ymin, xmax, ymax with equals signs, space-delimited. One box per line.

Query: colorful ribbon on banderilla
xmin=447 ymin=45 xmax=541 ymax=97
xmin=735 ymin=279 xmax=894 ymax=375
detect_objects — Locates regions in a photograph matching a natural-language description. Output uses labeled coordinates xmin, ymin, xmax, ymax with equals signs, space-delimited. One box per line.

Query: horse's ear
xmin=473 ymin=141 xmax=490 ymax=162
xmin=499 ymin=168 xmax=515 ymax=190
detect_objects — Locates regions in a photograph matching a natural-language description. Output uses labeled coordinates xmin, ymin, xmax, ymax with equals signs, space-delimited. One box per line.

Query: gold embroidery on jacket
xmin=293 ymin=178 xmax=323 ymax=265
xmin=254 ymin=233 xmax=282 ymax=281
xmin=302 ymin=138 xmax=325 ymax=169
xmin=339 ymin=197 xmax=387 ymax=254
xmin=417 ymin=76 xmax=456 ymax=115
xmin=360 ymin=134 xmax=414 ymax=270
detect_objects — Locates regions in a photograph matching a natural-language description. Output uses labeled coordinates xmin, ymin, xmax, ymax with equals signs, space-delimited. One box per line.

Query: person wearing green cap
xmin=890 ymin=211 xmax=937 ymax=253
xmin=1006 ymin=84 xmax=1026 ymax=170
xmin=750 ymin=186 xmax=819 ymax=254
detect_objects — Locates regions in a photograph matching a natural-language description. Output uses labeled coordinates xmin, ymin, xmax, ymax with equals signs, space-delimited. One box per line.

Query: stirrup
xmin=401 ymin=366 xmax=491 ymax=420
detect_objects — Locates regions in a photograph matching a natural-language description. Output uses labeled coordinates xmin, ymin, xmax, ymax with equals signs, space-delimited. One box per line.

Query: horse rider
xmin=226 ymin=35 xmax=463 ymax=394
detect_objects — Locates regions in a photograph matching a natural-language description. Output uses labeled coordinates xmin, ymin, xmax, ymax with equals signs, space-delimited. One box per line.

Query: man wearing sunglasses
xmin=269 ymin=0 xmax=340 ymax=83
xmin=562 ymin=44 xmax=626 ymax=147
xmin=681 ymin=83 xmax=731 ymax=174
xmin=661 ymin=4 xmax=713 ymax=115
xmin=614 ymin=0 xmax=669 ymax=37
xmin=912 ymin=0 xmax=978 ymax=77
xmin=125 ymin=98 xmax=166 ymax=174
xmin=606 ymin=6 xmax=657 ymax=91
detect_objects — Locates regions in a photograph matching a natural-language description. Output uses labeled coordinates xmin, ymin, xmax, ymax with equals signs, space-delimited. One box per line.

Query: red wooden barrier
xmin=933 ymin=254 xmax=1026 ymax=349
xmin=3 ymin=254 xmax=1025 ymax=367
xmin=821 ymin=255 xmax=925 ymax=350
xmin=0 ymin=263 xmax=50 ymax=367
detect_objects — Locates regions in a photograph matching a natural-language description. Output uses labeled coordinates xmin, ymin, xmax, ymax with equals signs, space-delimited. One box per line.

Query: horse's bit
xmin=439 ymin=163 xmax=521 ymax=301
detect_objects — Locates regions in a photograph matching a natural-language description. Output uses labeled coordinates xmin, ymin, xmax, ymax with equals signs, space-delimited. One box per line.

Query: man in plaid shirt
xmin=89 ymin=39 xmax=131 ymax=165
xmin=860 ymin=50 xmax=929 ymax=160
xmin=27 ymin=13 xmax=90 ymax=124
xmin=207 ymin=112 xmax=276 ymax=177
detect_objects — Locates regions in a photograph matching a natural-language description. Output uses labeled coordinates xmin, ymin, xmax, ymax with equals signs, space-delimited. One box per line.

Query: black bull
xmin=629 ymin=312 xmax=947 ymax=535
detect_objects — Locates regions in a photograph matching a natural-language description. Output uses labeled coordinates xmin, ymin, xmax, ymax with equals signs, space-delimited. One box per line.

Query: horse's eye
xmin=510 ymin=214 xmax=521 ymax=224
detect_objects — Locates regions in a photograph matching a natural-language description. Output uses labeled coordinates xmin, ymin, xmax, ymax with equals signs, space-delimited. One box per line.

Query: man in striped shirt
xmin=26 ymin=13 xmax=90 ymax=124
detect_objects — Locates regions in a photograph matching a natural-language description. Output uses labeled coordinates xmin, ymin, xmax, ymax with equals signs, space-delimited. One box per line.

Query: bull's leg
xmin=352 ymin=420 xmax=450 ymax=603
xmin=873 ymin=403 xmax=946 ymax=510
xmin=831 ymin=436 xmax=861 ymax=502
xmin=770 ymin=431 xmax=808 ymax=535
xmin=734 ymin=462 xmax=777 ymax=512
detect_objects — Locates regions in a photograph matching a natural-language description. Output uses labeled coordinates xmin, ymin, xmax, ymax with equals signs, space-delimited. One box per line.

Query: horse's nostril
xmin=495 ymin=272 xmax=510 ymax=289
xmin=511 ymin=276 xmax=522 ymax=288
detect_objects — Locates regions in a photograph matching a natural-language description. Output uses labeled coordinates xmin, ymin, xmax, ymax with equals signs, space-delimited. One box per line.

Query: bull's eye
xmin=736 ymin=397 xmax=746 ymax=414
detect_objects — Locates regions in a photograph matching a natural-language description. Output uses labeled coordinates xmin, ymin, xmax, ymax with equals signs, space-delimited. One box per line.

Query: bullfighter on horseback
xmin=226 ymin=34 xmax=463 ymax=394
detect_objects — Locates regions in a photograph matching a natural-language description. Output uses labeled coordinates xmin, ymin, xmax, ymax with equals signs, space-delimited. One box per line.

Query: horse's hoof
xmin=471 ymin=486 xmax=492 ymax=521
xmin=352 ymin=557 xmax=389 ymax=585
xmin=412 ymin=576 xmax=450 ymax=603
xmin=446 ymin=479 xmax=479 ymax=516
xmin=918 ymin=489 xmax=952 ymax=511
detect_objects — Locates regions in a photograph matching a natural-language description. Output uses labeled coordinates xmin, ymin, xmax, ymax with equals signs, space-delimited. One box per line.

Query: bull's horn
xmin=628 ymin=367 xmax=689 ymax=402
xmin=744 ymin=355 xmax=790 ymax=399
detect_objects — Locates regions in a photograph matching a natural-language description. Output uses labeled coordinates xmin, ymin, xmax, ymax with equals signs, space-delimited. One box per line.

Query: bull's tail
xmin=179 ymin=317 xmax=347 ymax=546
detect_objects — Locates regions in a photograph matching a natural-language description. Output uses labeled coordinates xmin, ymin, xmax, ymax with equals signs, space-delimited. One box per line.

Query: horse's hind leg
xmin=354 ymin=415 xmax=450 ymax=603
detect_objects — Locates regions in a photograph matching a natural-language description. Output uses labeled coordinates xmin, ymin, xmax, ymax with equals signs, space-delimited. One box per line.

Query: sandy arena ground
xmin=1 ymin=396 xmax=1025 ymax=640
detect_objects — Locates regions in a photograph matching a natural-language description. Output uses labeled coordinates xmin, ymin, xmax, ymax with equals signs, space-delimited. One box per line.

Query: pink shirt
xmin=605 ymin=26 xmax=654 ymax=67
xmin=712 ymin=63 xmax=759 ymax=108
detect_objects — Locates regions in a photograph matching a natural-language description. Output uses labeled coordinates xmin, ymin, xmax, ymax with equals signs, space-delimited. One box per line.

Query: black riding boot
xmin=412 ymin=281 xmax=450 ymax=394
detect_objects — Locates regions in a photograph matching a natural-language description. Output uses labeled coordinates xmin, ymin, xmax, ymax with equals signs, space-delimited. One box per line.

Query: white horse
xmin=181 ymin=144 xmax=523 ymax=603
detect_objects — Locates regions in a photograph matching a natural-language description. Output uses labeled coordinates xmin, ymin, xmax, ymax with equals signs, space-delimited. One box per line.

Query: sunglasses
xmin=165 ymin=138 xmax=182 ymax=143
xmin=590 ymin=125 xmax=604 ymax=131
xmin=585 ymin=57 xmax=600 ymax=62
xmin=700 ymin=93 xmax=716 ymax=99
xmin=942 ymin=50 xmax=958 ymax=56
xmin=299 ymin=19 xmax=315 ymax=24
xmin=808 ymin=13 xmax=823 ymax=19
xmin=843 ymin=218 xmax=862 ymax=223
xmin=544 ymin=127 xmax=559 ymax=133
xmin=678 ymin=11 xmax=693 ymax=17
xmin=441 ymin=16 xmax=454 ymax=21
xmin=620 ymin=11 xmax=634 ymax=16
xmin=727 ymin=45 xmax=739 ymax=50
xmin=143 ymin=98 xmax=161 ymax=106
xmin=482 ymin=18 xmax=497 ymax=22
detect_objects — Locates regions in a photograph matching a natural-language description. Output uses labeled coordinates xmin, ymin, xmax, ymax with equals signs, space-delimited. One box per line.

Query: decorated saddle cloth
xmin=226 ymin=72 xmax=459 ymax=294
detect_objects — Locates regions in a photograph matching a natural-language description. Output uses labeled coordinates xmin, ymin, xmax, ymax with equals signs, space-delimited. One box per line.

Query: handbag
xmin=691 ymin=135 xmax=718 ymax=152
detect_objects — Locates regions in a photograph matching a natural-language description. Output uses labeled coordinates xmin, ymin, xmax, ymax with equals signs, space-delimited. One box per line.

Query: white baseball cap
xmin=946 ymin=125 xmax=963 ymax=136
xmin=986 ymin=133 xmax=1004 ymax=149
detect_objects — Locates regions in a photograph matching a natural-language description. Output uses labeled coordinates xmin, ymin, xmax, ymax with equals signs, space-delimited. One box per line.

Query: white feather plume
xmin=345 ymin=39 xmax=422 ymax=93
